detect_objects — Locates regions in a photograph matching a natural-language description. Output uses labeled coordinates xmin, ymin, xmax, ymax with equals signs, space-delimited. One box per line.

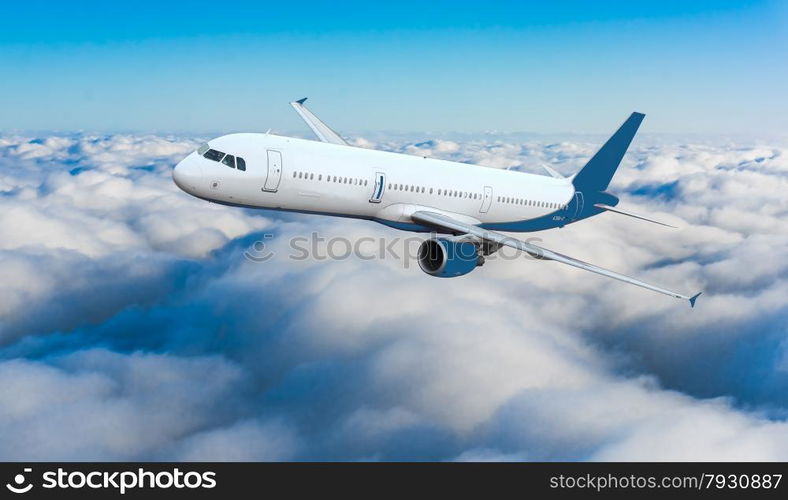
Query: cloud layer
xmin=0 ymin=132 xmax=786 ymax=460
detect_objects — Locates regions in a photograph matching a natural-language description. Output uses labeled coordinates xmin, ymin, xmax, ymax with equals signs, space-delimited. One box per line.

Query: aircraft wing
xmin=290 ymin=98 xmax=348 ymax=145
xmin=409 ymin=210 xmax=701 ymax=307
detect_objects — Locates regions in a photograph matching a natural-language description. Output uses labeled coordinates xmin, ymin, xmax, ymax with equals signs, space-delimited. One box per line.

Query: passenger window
xmin=221 ymin=154 xmax=236 ymax=168
xmin=310 ymin=173 xmax=314 ymax=180
xmin=203 ymin=149 xmax=225 ymax=162
xmin=236 ymin=157 xmax=246 ymax=171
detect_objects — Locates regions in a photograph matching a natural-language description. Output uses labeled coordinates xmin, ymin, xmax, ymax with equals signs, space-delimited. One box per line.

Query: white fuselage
xmin=173 ymin=133 xmax=577 ymax=231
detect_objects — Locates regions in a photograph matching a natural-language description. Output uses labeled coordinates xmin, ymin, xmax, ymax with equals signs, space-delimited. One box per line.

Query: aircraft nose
xmin=172 ymin=156 xmax=203 ymax=192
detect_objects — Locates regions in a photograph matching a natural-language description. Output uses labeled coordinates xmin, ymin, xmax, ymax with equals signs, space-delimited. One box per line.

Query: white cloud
xmin=0 ymin=133 xmax=785 ymax=460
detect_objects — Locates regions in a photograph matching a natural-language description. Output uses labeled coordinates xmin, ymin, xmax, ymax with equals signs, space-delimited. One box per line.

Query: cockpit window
xmin=197 ymin=143 xmax=209 ymax=155
xmin=203 ymin=149 xmax=225 ymax=162
xmin=201 ymin=148 xmax=247 ymax=172
xmin=221 ymin=154 xmax=236 ymax=168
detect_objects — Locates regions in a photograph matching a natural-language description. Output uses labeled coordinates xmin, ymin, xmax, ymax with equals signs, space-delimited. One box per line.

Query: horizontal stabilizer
xmin=594 ymin=203 xmax=677 ymax=228
xmin=541 ymin=164 xmax=565 ymax=179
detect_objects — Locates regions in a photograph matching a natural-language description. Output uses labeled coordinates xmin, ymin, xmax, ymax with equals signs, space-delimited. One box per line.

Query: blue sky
xmin=2 ymin=0 xmax=786 ymax=134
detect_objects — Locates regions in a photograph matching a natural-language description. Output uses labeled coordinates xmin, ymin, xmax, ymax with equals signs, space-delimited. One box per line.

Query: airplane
xmin=173 ymin=98 xmax=701 ymax=307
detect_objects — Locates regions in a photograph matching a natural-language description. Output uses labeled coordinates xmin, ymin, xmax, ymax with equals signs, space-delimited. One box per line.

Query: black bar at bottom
xmin=0 ymin=462 xmax=785 ymax=498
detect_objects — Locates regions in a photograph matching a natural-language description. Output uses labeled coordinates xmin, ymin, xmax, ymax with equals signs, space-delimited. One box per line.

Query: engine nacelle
xmin=417 ymin=237 xmax=483 ymax=278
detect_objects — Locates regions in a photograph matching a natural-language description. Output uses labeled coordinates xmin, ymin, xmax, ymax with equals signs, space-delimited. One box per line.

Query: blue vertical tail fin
xmin=571 ymin=112 xmax=645 ymax=192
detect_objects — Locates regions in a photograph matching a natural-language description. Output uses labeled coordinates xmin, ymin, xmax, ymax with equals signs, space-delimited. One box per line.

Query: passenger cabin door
xmin=263 ymin=150 xmax=282 ymax=192
xmin=369 ymin=172 xmax=386 ymax=203
xmin=572 ymin=191 xmax=584 ymax=219
xmin=479 ymin=186 xmax=493 ymax=213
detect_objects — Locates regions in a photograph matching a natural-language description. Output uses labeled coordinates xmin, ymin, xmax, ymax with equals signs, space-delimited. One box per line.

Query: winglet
xmin=689 ymin=292 xmax=702 ymax=308
xmin=289 ymin=98 xmax=348 ymax=145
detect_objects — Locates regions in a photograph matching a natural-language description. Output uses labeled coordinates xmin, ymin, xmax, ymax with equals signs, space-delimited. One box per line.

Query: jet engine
xmin=417 ymin=237 xmax=484 ymax=278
